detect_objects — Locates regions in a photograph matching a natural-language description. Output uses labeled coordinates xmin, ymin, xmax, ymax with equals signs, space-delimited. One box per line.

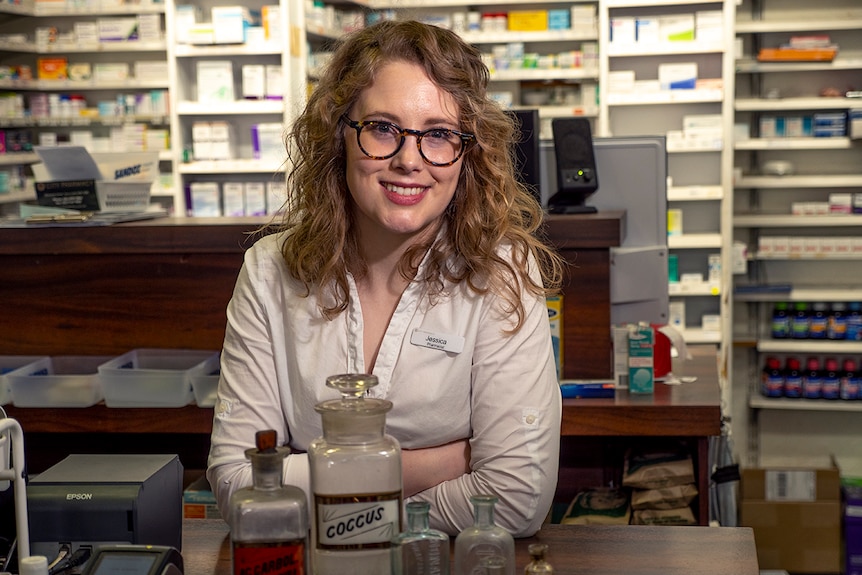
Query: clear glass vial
xmin=229 ymin=429 xmax=309 ymax=575
xmin=309 ymin=373 xmax=403 ymax=575
xmin=453 ymin=495 xmax=515 ymax=575
xmin=391 ymin=501 xmax=450 ymax=575
xmin=523 ymin=543 xmax=554 ymax=574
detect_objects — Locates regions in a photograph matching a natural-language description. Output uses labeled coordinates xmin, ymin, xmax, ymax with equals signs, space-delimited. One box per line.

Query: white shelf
xmin=32 ymin=2 xmax=165 ymax=15
xmin=490 ymin=68 xmax=598 ymax=82
xmin=667 ymin=185 xmax=724 ymax=201
xmin=736 ymin=175 xmax=862 ymax=189
xmin=669 ymin=282 xmax=721 ymax=296
xmin=757 ymin=340 xmax=862 ymax=354
xmin=734 ymin=137 xmax=854 ymax=151
xmin=735 ymin=288 xmax=862 ymax=303
xmin=509 ymin=105 xmax=600 ymax=120
xmin=605 ymin=0 xmax=719 ymax=7
xmin=36 ymin=41 xmax=167 ymax=53
xmin=0 ymin=79 xmax=170 ymax=91
xmin=607 ymin=89 xmax=723 ymax=105
xmin=176 ymin=100 xmax=286 ymax=116
xmin=667 ymin=141 xmax=723 ymax=153
xmin=0 ymin=189 xmax=36 ymax=204
xmin=0 ymin=114 xmax=170 ymax=128
xmin=750 ymin=395 xmax=862 ymax=412
xmin=0 ymin=153 xmax=39 ymax=166
xmin=735 ymin=97 xmax=862 ymax=111
xmin=735 ymin=17 xmax=862 ymax=34
xmin=173 ymin=43 xmax=283 ymax=57
xmin=736 ymin=58 xmax=862 ymax=73
xmin=734 ymin=214 xmax=862 ymax=228
xmin=178 ymin=160 xmax=285 ymax=175
xmin=461 ymin=30 xmax=598 ymax=44
xmin=607 ymin=42 xmax=725 ymax=57
xmin=668 ymin=233 xmax=723 ymax=249
xmin=363 ymin=0 xmax=573 ymax=6
xmin=755 ymin=252 xmax=862 ymax=261
xmin=681 ymin=328 xmax=722 ymax=344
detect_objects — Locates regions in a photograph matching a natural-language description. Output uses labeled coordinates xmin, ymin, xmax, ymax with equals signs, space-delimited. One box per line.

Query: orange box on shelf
xmin=757 ymin=47 xmax=837 ymax=62
xmin=36 ymin=57 xmax=68 ymax=80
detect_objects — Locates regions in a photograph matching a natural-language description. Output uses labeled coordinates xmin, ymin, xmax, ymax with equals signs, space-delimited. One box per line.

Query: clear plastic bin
xmin=0 ymin=356 xmax=50 ymax=405
xmin=8 ymin=356 xmax=110 ymax=408
xmin=98 ymin=349 xmax=219 ymax=408
xmin=190 ymin=353 xmax=220 ymax=408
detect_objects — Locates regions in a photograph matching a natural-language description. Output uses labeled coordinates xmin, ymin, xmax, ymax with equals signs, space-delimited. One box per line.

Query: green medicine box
xmin=628 ymin=324 xmax=655 ymax=394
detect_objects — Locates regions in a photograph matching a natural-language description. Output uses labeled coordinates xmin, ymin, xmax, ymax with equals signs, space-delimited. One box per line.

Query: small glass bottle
xmin=310 ymin=374 xmax=402 ymax=575
xmin=828 ymin=302 xmax=847 ymax=340
xmin=229 ymin=429 xmax=309 ymax=575
xmin=809 ymin=303 xmax=829 ymax=339
xmin=391 ymin=501 xmax=450 ymax=575
xmin=822 ymin=358 xmax=841 ymax=399
xmin=454 ymin=495 xmax=515 ymax=575
xmin=523 ymin=543 xmax=554 ymax=574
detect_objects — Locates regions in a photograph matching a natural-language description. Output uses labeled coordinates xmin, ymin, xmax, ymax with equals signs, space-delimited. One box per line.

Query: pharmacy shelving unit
xmin=0 ymin=0 xmax=171 ymax=214
xmin=164 ymin=0 xmax=295 ymax=216
xmin=345 ymin=0 xmax=600 ymax=140
xmin=598 ymin=0 xmax=736 ymax=364
xmin=731 ymin=0 xmax=862 ymax=471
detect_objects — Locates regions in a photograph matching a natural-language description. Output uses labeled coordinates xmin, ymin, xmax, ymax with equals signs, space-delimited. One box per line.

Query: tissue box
xmin=628 ymin=325 xmax=654 ymax=394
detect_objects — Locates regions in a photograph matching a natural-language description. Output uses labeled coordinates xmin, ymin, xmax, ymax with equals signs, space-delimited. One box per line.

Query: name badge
xmin=410 ymin=329 xmax=464 ymax=354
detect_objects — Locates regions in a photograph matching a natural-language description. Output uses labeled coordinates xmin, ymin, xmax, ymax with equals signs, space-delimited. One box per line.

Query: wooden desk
xmin=557 ymin=345 xmax=722 ymax=525
xmin=181 ymin=519 xmax=759 ymax=575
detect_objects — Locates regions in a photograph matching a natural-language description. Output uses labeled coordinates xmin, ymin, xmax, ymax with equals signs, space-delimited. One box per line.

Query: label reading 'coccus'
xmin=314 ymin=491 xmax=402 ymax=549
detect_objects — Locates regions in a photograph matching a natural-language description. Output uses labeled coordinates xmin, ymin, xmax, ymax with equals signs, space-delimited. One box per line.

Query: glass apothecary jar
xmin=309 ymin=373 xmax=403 ymax=575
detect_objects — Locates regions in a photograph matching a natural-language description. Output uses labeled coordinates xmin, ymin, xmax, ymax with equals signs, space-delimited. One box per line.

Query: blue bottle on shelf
xmin=761 ymin=357 xmax=784 ymax=398
xmin=790 ymin=302 xmax=810 ymax=339
xmin=821 ymin=358 xmax=841 ymax=400
xmin=784 ymin=357 xmax=802 ymax=398
xmin=771 ymin=302 xmax=790 ymax=339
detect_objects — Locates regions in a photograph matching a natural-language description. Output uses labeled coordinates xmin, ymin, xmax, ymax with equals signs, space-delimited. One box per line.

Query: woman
xmin=207 ymin=19 xmax=565 ymax=537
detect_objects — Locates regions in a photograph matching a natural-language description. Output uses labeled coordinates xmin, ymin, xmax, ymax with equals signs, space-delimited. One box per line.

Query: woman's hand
xmin=401 ymin=439 xmax=471 ymax=497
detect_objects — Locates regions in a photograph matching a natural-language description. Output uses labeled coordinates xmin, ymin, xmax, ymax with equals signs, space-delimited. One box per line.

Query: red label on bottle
xmin=232 ymin=542 xmax=305 ymax=575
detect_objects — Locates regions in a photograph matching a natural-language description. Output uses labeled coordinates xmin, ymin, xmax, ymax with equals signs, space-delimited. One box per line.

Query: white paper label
xmin=315 ymin=493 xmax=401 ymax=548
xmin=765 ymin=470 xmax=816 ymax=502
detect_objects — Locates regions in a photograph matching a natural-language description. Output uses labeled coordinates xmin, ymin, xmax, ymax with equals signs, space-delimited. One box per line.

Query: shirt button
xmin=525 ymin=414 xmax=536 ymax=424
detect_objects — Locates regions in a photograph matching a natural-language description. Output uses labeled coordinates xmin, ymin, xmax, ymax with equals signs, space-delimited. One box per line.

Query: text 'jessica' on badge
xmin=410 ymin=329 xmax=464 ymax=354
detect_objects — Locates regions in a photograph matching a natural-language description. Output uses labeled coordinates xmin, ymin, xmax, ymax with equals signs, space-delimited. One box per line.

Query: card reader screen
xmin=91 ymin=552 xmax=158 ymax=575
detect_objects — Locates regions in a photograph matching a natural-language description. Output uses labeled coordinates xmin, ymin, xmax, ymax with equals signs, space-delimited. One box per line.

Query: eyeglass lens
xmin=359 ymin=122 xmax=464 ymax=165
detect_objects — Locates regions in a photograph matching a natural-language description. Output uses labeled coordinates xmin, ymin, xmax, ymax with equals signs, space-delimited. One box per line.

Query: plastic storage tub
xmin=98 ymin=349 xmax=219 ymax=408
xmin=190 ymin=353 xmax=220 ymax=408
xmin=0 ymin=356 xmax=50 ymax=405
xmin=7 ymin=356 xmax=110 ymax=408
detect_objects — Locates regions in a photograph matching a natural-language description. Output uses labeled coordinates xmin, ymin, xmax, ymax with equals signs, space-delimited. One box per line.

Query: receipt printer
xmin=27 ymin=454 xmax=183 ymax=558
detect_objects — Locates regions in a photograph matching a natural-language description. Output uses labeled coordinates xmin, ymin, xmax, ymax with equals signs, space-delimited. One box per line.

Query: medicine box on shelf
xmin=7 ymin=356 xmax=112 ymax=408
xmin=98 ymin=348 xmax=219 ymax=408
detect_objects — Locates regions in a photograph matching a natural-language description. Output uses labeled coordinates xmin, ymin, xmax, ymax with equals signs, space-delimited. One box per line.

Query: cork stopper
xmin=255 ymin=429 xmax=278 ymax=453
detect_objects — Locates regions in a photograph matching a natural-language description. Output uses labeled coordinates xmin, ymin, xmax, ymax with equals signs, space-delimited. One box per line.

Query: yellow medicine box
xmin=508 ymin=10 xmax=548 ymax=32
xmin=37 ymin=57 xmax=68 ymax=80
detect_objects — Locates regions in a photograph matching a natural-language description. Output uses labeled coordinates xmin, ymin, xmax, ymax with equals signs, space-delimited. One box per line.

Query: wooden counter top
xmin=181 ymin=519 xmax=759 ymax=575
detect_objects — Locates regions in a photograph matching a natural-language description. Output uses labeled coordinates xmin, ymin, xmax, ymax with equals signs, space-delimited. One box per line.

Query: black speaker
xmin=505 ymin=109 xmax=541 ymax=203
xmin=548 ymin=117 xmax=599 ymax=214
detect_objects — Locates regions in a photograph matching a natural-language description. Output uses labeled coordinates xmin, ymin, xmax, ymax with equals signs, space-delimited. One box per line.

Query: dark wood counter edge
xmin=3 ymin=404 xmax=215 ymax=434
xmin=181 ymin=520 xmax=760 ymax=575
xmin=0 ymin=217 xmax=276 ymax=255
xmin=0 ymin=212 xmax=625 ymax=255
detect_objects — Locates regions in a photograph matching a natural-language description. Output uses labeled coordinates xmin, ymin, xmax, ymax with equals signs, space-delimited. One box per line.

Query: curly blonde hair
xmin=278 ymin=19 xmax=564 ymax=332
